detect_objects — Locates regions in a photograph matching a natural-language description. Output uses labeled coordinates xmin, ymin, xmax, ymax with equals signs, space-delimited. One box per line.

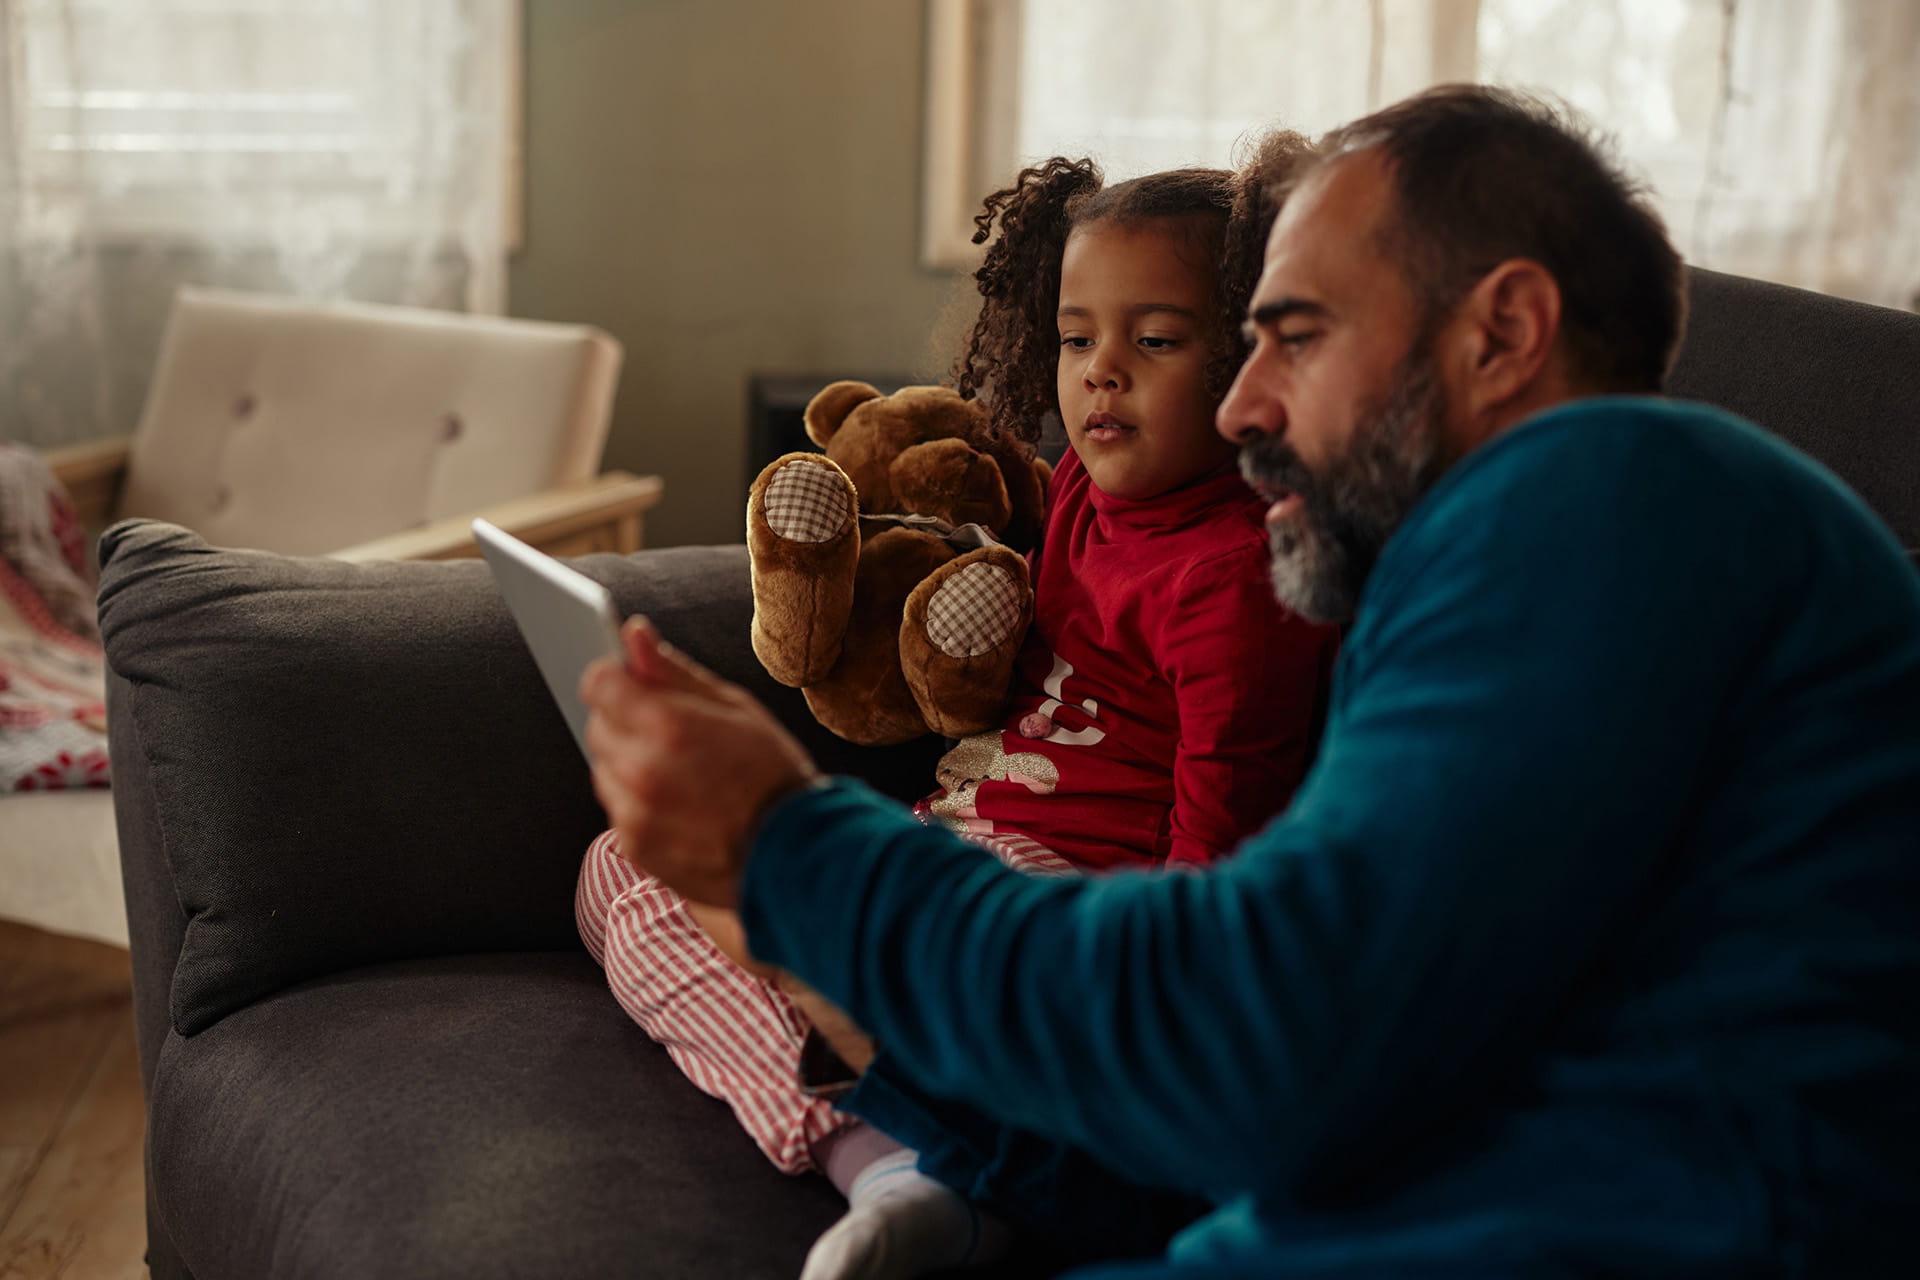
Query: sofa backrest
xmin=1668 ymin=267 xmax=1920 ymax=555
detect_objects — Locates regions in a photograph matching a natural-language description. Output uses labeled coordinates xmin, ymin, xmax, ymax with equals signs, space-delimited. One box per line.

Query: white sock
xmin=800 ymin=1149 xmax=1010 ymax=1280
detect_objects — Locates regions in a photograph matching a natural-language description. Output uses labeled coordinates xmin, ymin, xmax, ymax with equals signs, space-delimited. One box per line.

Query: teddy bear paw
xmin=757 ymin=453 xmax=857 ymax=545
xmin=748 ymin=452 xmax=860 ymax=687
xmin=900 ymin=544 xmax=1032 ymax=739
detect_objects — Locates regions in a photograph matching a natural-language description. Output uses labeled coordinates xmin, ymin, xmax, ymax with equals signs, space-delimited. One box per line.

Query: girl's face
xmin=1056 ymin=217 xmax=1238 ymax=501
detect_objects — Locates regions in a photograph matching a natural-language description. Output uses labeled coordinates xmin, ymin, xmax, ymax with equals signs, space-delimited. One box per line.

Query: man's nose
xmin=1216 ymin=360 xmax=1280 ymax=443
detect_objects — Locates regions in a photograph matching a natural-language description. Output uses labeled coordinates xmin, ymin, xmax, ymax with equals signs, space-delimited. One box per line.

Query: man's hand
xmin=580 ymin=616 xmax=820 ymax=910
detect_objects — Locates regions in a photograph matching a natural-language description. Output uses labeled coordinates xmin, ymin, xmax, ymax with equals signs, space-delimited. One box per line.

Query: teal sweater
xmin=741 ymin=399 xmax=1920 ymax=1277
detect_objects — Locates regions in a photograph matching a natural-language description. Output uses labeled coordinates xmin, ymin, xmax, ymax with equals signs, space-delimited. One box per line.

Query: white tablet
xmin=473 ymin=518 xmax=626 ymax=762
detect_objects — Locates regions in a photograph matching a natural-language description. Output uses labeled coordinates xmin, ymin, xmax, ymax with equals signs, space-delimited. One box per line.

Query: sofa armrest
xmin=331 ymin=471 xmax=665 ymax=562
xmin=97 ymin=519 xmax=942 ymax=1040
xmin=44 ymin=433 xmax=132 ymax=531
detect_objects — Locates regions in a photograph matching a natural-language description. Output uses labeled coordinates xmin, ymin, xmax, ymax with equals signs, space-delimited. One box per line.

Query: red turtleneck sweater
xmin=919 ymin=450 xmax=1338 ymax=871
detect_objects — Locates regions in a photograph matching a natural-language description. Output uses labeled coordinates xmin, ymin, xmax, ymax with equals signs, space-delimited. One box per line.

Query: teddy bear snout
xmin=890 ymin=439 xmax=1013 ymax=532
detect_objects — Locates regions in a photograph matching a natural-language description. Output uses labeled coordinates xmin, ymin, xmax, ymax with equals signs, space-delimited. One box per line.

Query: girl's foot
xmin=800 ymin=1150 xmax=1009 ymax=1280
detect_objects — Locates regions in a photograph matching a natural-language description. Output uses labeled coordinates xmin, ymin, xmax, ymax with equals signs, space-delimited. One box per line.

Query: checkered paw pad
xmin=926 ymin=562 xmax=1022 ymax=657
xmin=763 ymin=459 xmax=851 ymax=544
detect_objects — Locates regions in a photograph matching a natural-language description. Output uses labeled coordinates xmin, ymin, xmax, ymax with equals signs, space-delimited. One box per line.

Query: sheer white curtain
xmin=1479 ymin=0 xmax=1920 ymax=310
xmin=0 ymin=0 xmax=518 ymax=448
xmin=943 ymin=0 xmax=1919 ymax=311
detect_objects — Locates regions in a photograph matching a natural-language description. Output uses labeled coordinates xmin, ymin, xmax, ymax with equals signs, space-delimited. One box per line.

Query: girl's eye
xmin=1139 ymin=336 xmax=1177 ymax=351
xmin=1060 ymin=336 xmax=1093 ymax=350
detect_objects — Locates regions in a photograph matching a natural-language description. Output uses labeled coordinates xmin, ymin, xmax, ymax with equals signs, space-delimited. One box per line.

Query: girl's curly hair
xmin=952 ymin=128 xmax=1317 ymax=447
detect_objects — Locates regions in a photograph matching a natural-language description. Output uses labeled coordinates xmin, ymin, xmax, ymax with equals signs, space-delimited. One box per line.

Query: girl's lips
xmin=1083 ymin=412 xmax=1131 ymax=444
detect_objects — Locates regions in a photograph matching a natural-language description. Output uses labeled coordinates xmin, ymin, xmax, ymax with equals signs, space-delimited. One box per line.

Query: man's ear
xmin=1448 ymin=258 xmax=1563 ymax=422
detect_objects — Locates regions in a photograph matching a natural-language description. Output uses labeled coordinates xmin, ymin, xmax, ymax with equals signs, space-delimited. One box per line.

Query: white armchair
xmin=45 ymin=287 xmax=661 ymax=561
xmin=12 ymin=288 xmax=661 ymax=947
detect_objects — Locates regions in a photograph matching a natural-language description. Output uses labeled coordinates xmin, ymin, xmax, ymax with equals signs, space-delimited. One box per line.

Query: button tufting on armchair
xmin=44 ymin=286 xmax=662 ymax=562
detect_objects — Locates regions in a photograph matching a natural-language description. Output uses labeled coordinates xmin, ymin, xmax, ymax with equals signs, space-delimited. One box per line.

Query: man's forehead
xmin=1260 ymin=149 xmax=1395 ymax=287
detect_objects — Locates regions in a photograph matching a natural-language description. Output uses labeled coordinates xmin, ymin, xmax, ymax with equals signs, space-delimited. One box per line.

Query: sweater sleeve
xmin=740 ymin=417 xmax=1778 ymax=1202
xmin=1157 ymin=542 xmax=1337 ymax=869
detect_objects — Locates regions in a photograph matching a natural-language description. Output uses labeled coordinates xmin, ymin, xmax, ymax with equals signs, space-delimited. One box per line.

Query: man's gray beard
xmin=1240 ymin=352 xmax=1450 ymax=624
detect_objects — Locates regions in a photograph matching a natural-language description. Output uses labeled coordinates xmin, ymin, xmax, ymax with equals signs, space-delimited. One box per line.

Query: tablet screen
xmin=472 ymin=518 xmax=625 ymax=762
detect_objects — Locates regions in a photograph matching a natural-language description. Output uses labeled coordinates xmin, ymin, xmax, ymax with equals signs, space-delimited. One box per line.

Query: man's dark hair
xmin=1308 ymin=84 xmax=1685 ymax=392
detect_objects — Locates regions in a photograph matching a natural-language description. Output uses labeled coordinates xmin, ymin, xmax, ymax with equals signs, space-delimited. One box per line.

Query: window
xmin=921 ymin=0 xmax=1920 ymax=309
xmin=7 ymin=0 xmax=521 ymax=249
xmin=0 ymin=0 xmax=522 ymax=447
xmin=921 ymin=0 xmax=1474 ymax=270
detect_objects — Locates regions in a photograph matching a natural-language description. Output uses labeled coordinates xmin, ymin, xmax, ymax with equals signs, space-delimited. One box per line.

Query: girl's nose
xmin=1085 ymin=355 xmax=1125 ymax=391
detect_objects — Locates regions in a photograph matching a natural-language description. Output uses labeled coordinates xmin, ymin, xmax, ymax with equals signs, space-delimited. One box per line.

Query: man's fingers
xmin=619 ymin=614 xmax=660 ymax=674
xmin=580 ymin=657 xmax=652 ymax=738
xmin=623 ymin=616 xmax=734 ymax=700
xmin=583 ymin=620 xmax=751 ymax=727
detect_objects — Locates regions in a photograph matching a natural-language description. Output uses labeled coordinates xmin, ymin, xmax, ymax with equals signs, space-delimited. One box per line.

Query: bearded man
xmin=581 ymin=86 xmax=1920 ymax=1278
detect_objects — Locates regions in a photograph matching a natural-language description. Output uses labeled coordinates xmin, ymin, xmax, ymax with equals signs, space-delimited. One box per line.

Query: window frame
xmin=920 ymin=0 xmax=1015 ymax=272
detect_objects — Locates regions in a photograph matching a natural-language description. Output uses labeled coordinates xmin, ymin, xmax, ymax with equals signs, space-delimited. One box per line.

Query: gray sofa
xmin=102 ymin=267 xmax=1920 ymax=1280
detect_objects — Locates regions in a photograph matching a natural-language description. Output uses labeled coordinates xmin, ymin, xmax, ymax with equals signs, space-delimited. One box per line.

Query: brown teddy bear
xmin=747 ymin=380 xmax=1052 ymax=745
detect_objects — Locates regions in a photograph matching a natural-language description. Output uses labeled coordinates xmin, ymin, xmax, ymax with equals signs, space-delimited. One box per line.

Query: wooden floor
xmin=0 ymin=920 xmax=148 ymax=1279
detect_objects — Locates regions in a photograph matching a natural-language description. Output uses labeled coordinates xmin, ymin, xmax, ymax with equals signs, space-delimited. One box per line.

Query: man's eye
xmin=1278 ymin=330 xmax=1319 ymax=348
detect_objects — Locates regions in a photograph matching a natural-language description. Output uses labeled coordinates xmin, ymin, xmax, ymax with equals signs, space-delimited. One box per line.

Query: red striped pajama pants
xmin=575 ymin=825 xmax=1075 ymax=1175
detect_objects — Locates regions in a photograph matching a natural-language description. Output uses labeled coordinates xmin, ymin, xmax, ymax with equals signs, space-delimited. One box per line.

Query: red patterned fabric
xmin=0 ymin=443 xmax=98 ymax=642
xmin=0 ymin=554 xmax=109 ymax=792
xmin=0 ymin=445 xmax=108 ymax=793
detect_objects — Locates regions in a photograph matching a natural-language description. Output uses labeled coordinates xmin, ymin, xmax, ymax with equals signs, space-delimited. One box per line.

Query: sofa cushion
xmin=97 ymin=521 xmax=943 ymax=1036
xmin=147 ymin=950 xmax=849 ymax=1280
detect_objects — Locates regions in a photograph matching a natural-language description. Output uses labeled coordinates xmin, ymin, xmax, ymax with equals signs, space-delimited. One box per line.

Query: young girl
xmin=576 ymin=131 xmax=1338 ymax=1280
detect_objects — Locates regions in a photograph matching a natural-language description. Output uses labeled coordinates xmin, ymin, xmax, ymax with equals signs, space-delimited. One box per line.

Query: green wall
xmin=510 ymin=0 xmax=965 ymax=547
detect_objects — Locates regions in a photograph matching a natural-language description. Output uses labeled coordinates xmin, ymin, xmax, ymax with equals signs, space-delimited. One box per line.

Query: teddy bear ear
xmin=804 ymin=381 xmax=883 ymax=448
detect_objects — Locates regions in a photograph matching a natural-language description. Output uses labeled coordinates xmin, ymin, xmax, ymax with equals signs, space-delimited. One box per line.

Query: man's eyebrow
xmin=1241 ymin=298 xmax=1329 ymax=343
xmin=1246 ymin=298 xmax=1329 ymax=328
